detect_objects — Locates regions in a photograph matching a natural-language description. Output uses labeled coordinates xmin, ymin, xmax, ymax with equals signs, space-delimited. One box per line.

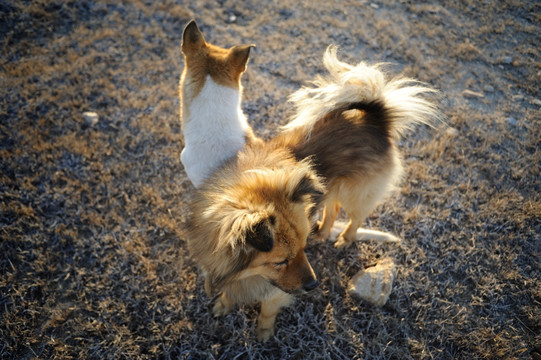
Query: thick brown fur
xmin=276 ymin=47 xmax=441 ymax=248
xmin=186 ymin=44 xmax=440 ymax=341
xmin=187 ymin=141 xmax=324 ymax=341
xmin=274 ymin=102 xmax=402 ymax=248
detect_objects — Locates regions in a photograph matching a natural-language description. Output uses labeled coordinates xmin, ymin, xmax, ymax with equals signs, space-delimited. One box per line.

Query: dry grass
xmin=1 ymin=0 xmax=539 ymax=359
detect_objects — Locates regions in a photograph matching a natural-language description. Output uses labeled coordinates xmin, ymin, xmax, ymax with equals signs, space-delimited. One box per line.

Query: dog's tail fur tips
xmin=283 ymin=46 xmax=442 ymax=138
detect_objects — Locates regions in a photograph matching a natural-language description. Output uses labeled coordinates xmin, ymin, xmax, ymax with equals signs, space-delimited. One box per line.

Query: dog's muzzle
xmin=302 ymin=278 xmax=319 ymax=292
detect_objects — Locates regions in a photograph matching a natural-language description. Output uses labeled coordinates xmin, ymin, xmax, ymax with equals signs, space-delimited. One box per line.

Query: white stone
xmin=82 ymin=112 xmax=99 ymax=127
xmin=462 ymin=89 xmax=484 ymax=98
xmin=484 ymin=85 xmax=494 ymax=93
xmin=512 ymin=94 xmax=524 ymax=102
xmin=446 ymin=127 xmax=459 ymax=137
xmin=501 ymin=56 xmax=513 ymax=65
xmin=348 ymin=258 xmax=396 ymax=307
xmin=506 ymin=117 xmax=517 ymax=126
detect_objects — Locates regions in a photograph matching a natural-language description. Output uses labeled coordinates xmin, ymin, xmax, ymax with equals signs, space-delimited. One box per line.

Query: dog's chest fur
xmin=181 ymin=75 xmax=250 ymax=187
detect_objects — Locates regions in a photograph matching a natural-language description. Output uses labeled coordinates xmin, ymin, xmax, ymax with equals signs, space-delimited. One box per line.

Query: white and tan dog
xmin=179 ymin=20 xmax=260 ymax=188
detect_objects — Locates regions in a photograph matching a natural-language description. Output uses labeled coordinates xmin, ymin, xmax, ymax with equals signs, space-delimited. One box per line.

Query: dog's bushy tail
xmin=282 ymin=46 xmax=442 ymax=138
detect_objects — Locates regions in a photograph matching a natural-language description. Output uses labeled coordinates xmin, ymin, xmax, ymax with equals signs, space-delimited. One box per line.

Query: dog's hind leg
xmin=334 ymin=217 xmax=364 ymax=248
xmin=314 ymin=200 xmax=340 ymax=241
xmin=334 ymin=173 xmax=398 ymax=248
xmin=256 ymin=290 xmax=293 ymax=341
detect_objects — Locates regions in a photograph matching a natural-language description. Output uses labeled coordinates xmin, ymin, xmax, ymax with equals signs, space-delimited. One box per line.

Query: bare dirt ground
xmin=1 ymin=1 xmax=539 ymax=359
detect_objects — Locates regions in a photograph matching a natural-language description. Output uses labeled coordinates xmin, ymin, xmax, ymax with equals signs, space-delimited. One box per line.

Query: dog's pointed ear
xmin=228 ymin=44 xmax=255 ymax=72
xmin=245 ymin=215 xmax=275 ymax=252
xmin=291 ymin=174 xmax=325 ymax=205
xmin=182 ymin=20 xmax=205 ymax=55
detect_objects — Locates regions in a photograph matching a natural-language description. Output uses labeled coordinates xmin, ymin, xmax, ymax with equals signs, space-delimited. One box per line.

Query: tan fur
xmin=273 ymin=110 xmax=402 ymax=247
xmin=186 ymin=44 xmax=440 ymax=341
xmin=275 ymin=47 xmax=441 ymax=248
xmin=188 ymin=141 xmax=324 ymax=341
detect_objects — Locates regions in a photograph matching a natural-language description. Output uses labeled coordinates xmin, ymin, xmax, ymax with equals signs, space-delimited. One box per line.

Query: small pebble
xmin=506 ymin=117 xmax=517 ymax=126
xmin=484 ymin=85 xmax=494 ymax=93
xmin=446 ymin=127 xmax=459 ymax=137
xmin=83 ymin=112 xmax=99 ymax=127
xmin=531 ymin=99 xmax=541 ymax=106
xmin=512 ymin=95 xmax=524 ymax=102
xmin=462 ymin=89 xmax=484 ymax=98
xmin=501 ymin=56 xmax=513 ymax=65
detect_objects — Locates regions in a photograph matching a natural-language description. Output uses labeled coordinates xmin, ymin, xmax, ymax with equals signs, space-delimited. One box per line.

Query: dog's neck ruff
xmin=181 ymin=75 xmax=250 ymax=188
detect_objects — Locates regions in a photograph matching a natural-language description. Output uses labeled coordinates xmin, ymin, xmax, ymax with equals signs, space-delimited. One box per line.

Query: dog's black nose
xmin=303 ymin=279 xmax=318 ymax=292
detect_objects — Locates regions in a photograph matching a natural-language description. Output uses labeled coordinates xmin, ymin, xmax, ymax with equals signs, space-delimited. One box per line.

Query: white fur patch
xmin=181 ymin=76 xmax=250 ymax=188
xmin=283 ymin=46 xmax=442 ymax=137
xmin=331 ymin=221 xmax=400 ymax=243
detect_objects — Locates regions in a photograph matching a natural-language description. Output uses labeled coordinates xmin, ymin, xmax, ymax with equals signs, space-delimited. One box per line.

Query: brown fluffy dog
xmin=278 ymin=46 xmax=441 ymax=248
xmin=187 ymin=45 xmax=440 ymax=341
xmin=188 ymin=142 xmax=324 ymax=341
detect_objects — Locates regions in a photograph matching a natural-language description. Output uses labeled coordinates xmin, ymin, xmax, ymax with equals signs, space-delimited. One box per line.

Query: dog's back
xmin=277 ymin=46 xmax=441 ymax=247
xmin=284 ymin=100 xmax=395 ymax=180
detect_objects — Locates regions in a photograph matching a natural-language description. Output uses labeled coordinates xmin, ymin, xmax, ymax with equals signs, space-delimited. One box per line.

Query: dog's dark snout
xmin=303 ymin=279 xmax=318 ymax=292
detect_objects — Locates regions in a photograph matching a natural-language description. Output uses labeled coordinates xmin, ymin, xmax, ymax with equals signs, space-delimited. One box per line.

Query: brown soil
xmin=1 ymin=1 xmax=539 ymax=359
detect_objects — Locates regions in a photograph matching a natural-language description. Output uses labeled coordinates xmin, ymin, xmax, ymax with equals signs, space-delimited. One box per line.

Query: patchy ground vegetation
xmin=1 ymin=0 xmax=539 ymax=359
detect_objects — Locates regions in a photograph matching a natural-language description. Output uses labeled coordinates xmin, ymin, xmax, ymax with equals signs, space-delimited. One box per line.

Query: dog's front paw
xmin=255 ymin=325 xmax=275 ymax=342
xmin=334 ymin=234 xmax=353 ymax=249
xmin=212 ymin=294 xmax=233 ymax=317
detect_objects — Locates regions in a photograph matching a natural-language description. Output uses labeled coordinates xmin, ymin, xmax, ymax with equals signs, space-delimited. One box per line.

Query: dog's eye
xmin=274 ymin=259 xmax=289 ymax=267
